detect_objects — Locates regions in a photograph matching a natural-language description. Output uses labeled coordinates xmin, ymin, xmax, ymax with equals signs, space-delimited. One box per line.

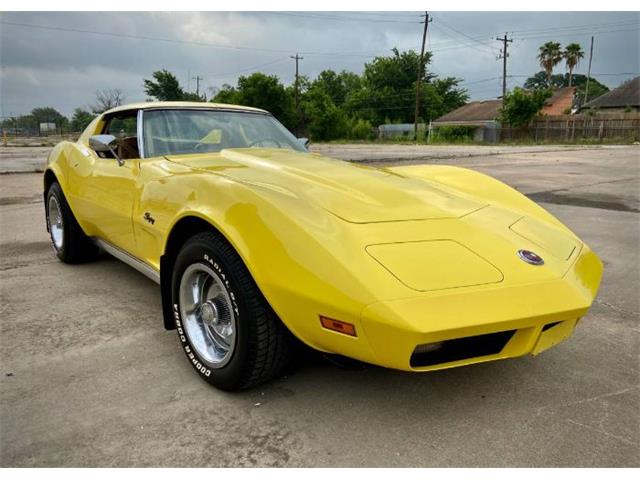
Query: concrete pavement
xmin=0 ymin=146 xmax=638 ymax=466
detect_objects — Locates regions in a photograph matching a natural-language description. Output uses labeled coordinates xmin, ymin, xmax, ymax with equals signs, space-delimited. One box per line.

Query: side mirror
xmin=89 ymin=134 xmax=124 ymax=166
xmin=298 ymin=137 xmax=310 ymax=149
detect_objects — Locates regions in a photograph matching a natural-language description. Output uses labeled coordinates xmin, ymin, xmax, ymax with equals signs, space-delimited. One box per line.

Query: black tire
xmin=171 ymin=231 xmax=290 ymax=391
xmin=46 ymin=182 xmax=99 ymax=263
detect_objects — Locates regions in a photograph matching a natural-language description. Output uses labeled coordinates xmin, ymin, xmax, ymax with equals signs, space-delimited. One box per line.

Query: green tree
xmin=500 ymin=87 xmax=552 ymax=127
xmin=524 ymin=71 xmax=609 ymax=104
xmin=300 ymin=89 xmax=347 ymax=141
xmin=309 ymin=70 xmax=362 ymax=106
xmin=580 ymin=76 xmax=611 ymax=104
xmin=144 ymin=69 xmax=184 ymax=100
xmin=428 ymin=77 xmax=468 ymax=120
xmin=31 ymin=107 xmax=67 ymax=125
xmin=143 ymin=70 xmax=204 ymax=101
xmin=524 ymin=71 xmax=565 ymax=90
xmin=212 ymin=84 xmax=240 ymax=104
xmin=344 ymin=49 xmax=429 ymax=125
xmin=31 ymin=107 xmax=69 ymax=133
xmin=182 ymin=91 xmax=206 ymax=101
xmin=70 ymin=108 xmax=95 ymax=132
xmin=210 ymin=48 xmax=466 ymax=139
xmin=364 ymin=48 xmax=433 ymax=92
xmin=564 ymin=43 xmax=584 ymax=87
xmin=1 ymin=107 xmax=69 ymax=134
xmin=345 ymin=48 xmax=467 ymax=126
xmin=213 ymin=73 xmax=295 ymax=128
xmin=537 ymin=42 xmax=563 ymax=86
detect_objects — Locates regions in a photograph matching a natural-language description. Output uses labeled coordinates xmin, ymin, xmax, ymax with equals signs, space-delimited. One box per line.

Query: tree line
xmin=1 ymin=88 xmax=127 ymax=136
xmin=2 ymin=43 xmax=612 ymax=139
xmin=145 ymin=48 xmax=469 ymax=141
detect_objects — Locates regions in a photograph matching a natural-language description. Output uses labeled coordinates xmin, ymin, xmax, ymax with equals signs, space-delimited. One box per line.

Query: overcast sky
xmin=1 ymin=11 xmax=638 ymax=117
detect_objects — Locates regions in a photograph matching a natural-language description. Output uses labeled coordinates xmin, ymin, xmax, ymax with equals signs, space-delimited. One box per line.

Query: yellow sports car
xmin=44 ymin=101 xmax=603 ymax=390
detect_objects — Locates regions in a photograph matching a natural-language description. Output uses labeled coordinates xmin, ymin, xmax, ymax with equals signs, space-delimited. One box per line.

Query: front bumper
xmin=359 ymin=244 xmax=603 ymax=371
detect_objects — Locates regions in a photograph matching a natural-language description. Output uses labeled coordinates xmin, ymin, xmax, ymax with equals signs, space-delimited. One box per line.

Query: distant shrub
xmin=431 ymin=125 xmax=477 ymax=142
xmin=499 ymin=87 xmax=552 ymax=127
xmin=348 ymin=119 xmax=375 ymax=140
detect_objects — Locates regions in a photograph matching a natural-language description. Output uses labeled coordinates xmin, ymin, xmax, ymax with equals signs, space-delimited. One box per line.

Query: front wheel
xmin=171 ymin=231 xmax=290 ymax=390
xmin=46 ymin=182 xmax=99 ymax=263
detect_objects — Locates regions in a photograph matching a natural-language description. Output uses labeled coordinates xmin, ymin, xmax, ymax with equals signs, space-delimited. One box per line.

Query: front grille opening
xmin=410 ymin=330 xmax=516 ymax=368
xmin=542 ymin=321 xmax=562 ymax=332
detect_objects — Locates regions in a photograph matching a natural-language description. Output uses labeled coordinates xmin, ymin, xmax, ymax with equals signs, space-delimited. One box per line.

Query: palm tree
xmin=564 ymin=43 xmax=584 ymax=87
xmin=537 ymin=42 xmax=563 ymax=87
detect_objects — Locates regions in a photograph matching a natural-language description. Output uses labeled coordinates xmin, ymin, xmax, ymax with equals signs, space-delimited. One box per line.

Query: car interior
xmin=100 ymin=110 xmax=140 ymax=159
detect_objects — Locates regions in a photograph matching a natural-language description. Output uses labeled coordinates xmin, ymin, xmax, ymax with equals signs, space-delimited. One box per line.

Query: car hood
xmin=167 ymin=148 xmax=487 ymax=223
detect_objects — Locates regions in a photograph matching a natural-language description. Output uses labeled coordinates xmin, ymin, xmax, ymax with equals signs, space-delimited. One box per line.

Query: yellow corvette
xmin=44 ymin=101 xmax=603 ymax=390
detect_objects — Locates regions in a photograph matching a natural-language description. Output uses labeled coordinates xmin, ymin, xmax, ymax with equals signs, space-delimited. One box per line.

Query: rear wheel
xmin=171 ymin=231 xmax=290 ymax=391
xmin=46 ymin=182 xmax=99 ymax=263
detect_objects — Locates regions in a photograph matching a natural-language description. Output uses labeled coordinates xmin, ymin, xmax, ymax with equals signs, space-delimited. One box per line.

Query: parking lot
xmin=0 ymin=144 xmax=638 ymax=467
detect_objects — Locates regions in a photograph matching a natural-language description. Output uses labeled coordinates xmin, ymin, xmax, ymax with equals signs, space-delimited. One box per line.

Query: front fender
xmin=146 ymin=168 xmax=380 ymax=361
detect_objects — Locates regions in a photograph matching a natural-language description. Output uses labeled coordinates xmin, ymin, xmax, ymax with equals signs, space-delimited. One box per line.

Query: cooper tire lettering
xmin=172 ymin=232 xmax=290 ymax=390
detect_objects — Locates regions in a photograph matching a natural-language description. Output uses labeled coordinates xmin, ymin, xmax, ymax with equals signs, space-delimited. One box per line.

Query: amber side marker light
xmin=320 ymin=316 xmax=357 ymax=337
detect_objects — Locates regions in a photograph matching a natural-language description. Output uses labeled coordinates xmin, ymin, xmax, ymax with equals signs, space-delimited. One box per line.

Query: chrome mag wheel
xmin=179 ymin=263 xmax=237 ymax=368
xmin=48 ymin=195 xmax=64 ymax=250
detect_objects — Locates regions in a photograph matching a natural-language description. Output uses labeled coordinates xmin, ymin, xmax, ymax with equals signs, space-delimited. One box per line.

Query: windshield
xmin=142 ymin=108 xmax=305 ymax=157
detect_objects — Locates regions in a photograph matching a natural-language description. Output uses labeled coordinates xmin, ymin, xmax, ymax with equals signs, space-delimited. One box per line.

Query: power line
xmin=342 ymin=11 xmax=422 ymax=20
xmin=0 ymin=20 xmax=378 ymax=58
xmin=6 ymin=18 xmax=633 ymax=64
xmin=508 ymin=72 xmax=639 ymax=77
xmin=203 ymin=57 xmax=290 ymax=79
xmin=2 ymin=17 xmax=637 ymax=104
xmin=0 ymin=20 xmax=296 ymax=54
xmin=430 ymin=24 xmax=496 ymax=56
xmin=510 ymin=19 xmax=639 ymax=35
xmin=515 ymin=26 xmax=639 ymax=41
xmin=430 ymin=14 xmax=498 ymax=53
xmin=262 ymin=11 xmax=420 ymax=24
xmin=0 ymin=19 xmax=457 ymax=62
xmin=424 ymin=19 xmax=639 ymax=50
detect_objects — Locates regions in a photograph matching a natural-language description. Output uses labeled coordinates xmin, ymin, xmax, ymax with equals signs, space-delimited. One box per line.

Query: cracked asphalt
xmin=0 ymin=144 xmax=638 ymax=466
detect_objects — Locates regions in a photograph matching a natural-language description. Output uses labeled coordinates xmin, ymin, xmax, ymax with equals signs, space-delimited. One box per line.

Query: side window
xmin=106 ymin=117 xmax=137 ymax=138
xmin=101 ymin=110 xmax=140 ymax=160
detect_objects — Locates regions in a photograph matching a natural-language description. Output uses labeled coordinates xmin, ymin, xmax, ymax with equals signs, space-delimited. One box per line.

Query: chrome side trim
xmin=137 ymin=109 xmax=145 ymax=159
xmin=93 ymin=238 xmax=160 ymax=284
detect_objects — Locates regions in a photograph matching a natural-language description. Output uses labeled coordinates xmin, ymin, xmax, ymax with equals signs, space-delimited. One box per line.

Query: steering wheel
xmin=193 ymin=141 xmax=221 ymax=153
xmin=247 ymin=137 xmax=283 ymax=148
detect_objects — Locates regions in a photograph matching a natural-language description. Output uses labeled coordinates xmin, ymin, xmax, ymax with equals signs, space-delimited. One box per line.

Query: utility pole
xmin=291 ymin=53 xmax=304 ymax=134
xmin=496 ymin=33 xmax=513 ymax=99
xmin=192 ymin=75 xmax=203 ymax=98
xmin=414 ymin=11 xmax=431 ymax=141
xmin=584 ymin=36 xmax=594 ymax=105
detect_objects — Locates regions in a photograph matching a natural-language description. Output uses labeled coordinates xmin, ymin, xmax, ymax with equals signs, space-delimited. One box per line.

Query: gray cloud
xmin=1 ymin=11 xmax=638 ymax=117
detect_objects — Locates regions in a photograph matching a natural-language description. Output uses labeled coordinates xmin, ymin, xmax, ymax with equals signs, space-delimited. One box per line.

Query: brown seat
xmin=118 ymin=136 xmax=139 ymax=159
